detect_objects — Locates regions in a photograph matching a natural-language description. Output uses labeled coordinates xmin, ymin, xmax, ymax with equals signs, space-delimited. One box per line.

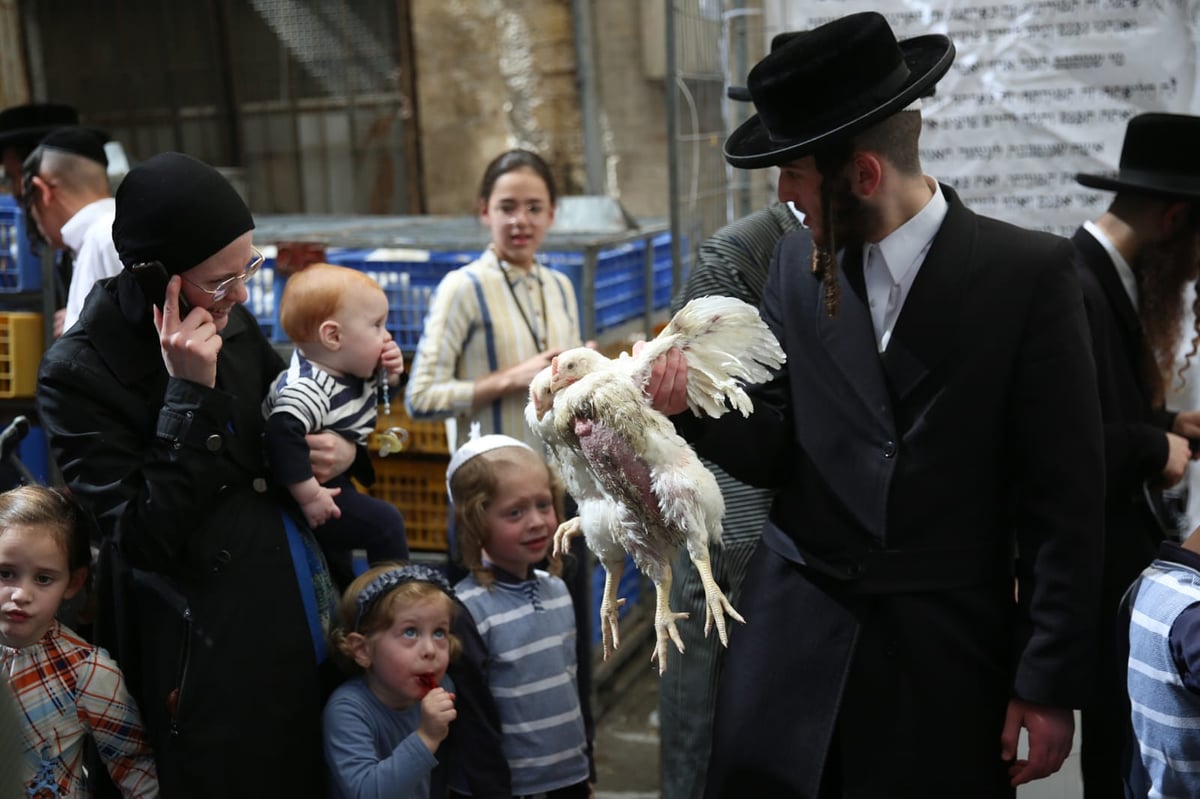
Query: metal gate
xmin=665 ymin=0 xmax=773 ymax=291
xmin=24 ymin=0 xmax=419 ymax=215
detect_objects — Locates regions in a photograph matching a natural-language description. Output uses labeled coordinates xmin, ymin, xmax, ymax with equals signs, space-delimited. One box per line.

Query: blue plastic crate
xmin=272 ymin=232 xmax=676 ymax=348
xmin=17 ymin=424 xmax=50 ymax=485
xmin=650 ymin=232 xmax=674 ymax=310
xmin=544 ymin=239 xmax=654 ymax=333
xmin=320 ymin=248 xmax=478 ymax=352
xmin=0 ymin=195 xmax=40 ymax=292
xmin=592 ymin=553 xmax=640 ymax=644
xmin=245 ymin=253 xmax=277 ymax=340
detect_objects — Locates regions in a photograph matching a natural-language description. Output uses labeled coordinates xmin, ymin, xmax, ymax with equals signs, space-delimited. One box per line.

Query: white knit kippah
xmin=445 ymin=422 xmax=535 ymax=495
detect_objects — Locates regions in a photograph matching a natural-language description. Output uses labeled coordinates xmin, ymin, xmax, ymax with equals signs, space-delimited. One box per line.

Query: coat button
xmin=252 ymin=478 xmax=268 ymax=493
xmin=882 ymin=440 xmax=897 ymax=458
xmin=205 ymin=434 xmax=223 ymax=452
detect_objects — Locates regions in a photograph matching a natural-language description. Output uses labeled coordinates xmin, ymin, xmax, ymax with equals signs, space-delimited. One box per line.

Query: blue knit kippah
xmin=353 ymin=564 xmax=454 ymax=631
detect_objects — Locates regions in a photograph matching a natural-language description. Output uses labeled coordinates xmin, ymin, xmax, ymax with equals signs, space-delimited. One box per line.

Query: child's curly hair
xmin=328 ymin=563 xmax=462 ymax=675
xmin=449 ymin=445 xmax=566 ymax=588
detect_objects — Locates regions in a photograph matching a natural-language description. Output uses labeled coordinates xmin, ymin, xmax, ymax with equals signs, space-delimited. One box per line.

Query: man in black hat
xmin=646 ymin=12 xmax=1104 ymax=797
xmin=1070 ymin=112 xmax=1200 ymax=798
xmin=22 ymin=126 xmax=123 ymax=336
xmin=0 ymin=103 xmax=85 ymax=199
xmin=35 ymin=151 xmax=364 ymax=796
xmin=658 ymin=35 xmax=804 ymax=798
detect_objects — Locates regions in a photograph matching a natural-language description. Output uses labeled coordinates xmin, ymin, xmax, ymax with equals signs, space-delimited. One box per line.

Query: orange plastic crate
xmin=0 ymin=312 xmax=43 ymax=398
xmin=359 ymin=453 xmax=450 ymax=552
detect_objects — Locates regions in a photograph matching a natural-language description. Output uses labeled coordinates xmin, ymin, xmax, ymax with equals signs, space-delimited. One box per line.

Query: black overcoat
xmin=1072 ymin=227 xmax=1169 ymax=602
xmin=1072 ymin=226 xmax=1171 ymax=792
xmin=686 ymin=187 xmax=1105 ymax=798
xmin=37 ymin=273 xmax=330 ymax=797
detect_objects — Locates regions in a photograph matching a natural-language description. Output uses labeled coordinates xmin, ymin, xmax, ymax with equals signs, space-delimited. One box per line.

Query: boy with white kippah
xmin=445 ymin=427 xmax=594 ymax=798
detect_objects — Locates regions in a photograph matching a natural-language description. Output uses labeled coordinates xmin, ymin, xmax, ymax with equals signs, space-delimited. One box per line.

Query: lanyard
xmin=501 ymin=258 xmax=548 ymax=351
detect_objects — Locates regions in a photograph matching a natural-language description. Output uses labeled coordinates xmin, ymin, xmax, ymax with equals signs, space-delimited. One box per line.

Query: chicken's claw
xmin=651 ymin=608 xmax=689 ymax=675
xmin=553 ymin=517 xmax=581 ymax=559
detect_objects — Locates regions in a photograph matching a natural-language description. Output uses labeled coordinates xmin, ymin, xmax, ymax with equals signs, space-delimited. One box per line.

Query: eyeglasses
xmin=182 ymin=246 xmax=265 ymax=302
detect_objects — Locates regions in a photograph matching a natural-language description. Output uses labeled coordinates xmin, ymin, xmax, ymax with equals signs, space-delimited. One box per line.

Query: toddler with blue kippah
xmin=323 ymin=563 xmax=461 ymax=799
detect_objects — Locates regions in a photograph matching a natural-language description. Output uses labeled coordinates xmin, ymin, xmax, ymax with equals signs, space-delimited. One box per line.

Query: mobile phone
xmin=131 ymin=260 xmax=191 ymax=315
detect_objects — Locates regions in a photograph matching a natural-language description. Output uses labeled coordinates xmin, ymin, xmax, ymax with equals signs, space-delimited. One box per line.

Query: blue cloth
xmin=1126 ymin=542 xmax=1200 ymax=798
xmin=322 ymin=676 xmax=447 ymax=799
xmin=454 ymin=570 xmax=589 ymax=795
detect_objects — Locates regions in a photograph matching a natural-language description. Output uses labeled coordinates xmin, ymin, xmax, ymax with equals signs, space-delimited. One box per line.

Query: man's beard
xmin=1135 ymin=228 xmax=1200 ymax=404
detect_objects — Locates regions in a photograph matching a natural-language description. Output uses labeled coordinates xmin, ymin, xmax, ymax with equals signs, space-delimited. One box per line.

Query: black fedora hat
xmin=0 ymin=103 xmax=106 ymax=152
xmin=724 ymin=12 xmax=954 ymax=169
xmin=727 ymin=31 xmax=803 ymax=102
xmin=1076 ymin=113 xmax=1200 ymax=199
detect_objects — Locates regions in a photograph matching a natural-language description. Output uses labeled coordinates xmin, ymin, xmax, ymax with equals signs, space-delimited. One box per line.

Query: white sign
xmin=763 ymin=0 xmax=1200 ymax=233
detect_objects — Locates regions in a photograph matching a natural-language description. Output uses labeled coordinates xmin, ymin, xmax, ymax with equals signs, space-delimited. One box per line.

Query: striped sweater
xmin=1127 ymin=544 xmax=1200 ymax=798
xmin=264 ymin=349 xmax=380 ymax=444
xmin=454 ymin=570 xmax=589 ymax=795
xmin=669 ymin=202 xmax=801 ymax=543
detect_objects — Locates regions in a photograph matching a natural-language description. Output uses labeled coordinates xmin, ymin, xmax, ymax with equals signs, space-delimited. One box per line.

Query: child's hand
xmin=380 ymin=340 xmax=405 ymax=384
xmin=299 ymin=485 xmax=342 ymax=528
xmin=417 ymin=687 xmax=457 ymax=753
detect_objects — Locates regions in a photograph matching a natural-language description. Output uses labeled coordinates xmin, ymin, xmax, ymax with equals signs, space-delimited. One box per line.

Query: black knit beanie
xmin=112 ymin=152 xmax=254 ymax=274
xmin=38 ymin=126 xmax=108 ymax=167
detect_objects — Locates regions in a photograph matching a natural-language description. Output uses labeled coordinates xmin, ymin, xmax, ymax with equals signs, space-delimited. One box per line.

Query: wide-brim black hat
xmin=724 ymin=12 xmax=955 ymax=169
xmin=727 ymin=31 xmax=803 ymax=102
xmin=1076 ymin=113 xmax=1200 ymax=199
xmin=0 ymin=103 xmax=106 ymax=153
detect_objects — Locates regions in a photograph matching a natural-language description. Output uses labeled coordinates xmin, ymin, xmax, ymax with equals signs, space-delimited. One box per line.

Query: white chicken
xmin=526 ymin=370 xmax=632 ymax=660
xmin=534 ymin=295 xmax=785 ymax=673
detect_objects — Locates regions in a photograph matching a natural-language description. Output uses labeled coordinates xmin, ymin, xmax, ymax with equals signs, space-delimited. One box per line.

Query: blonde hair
xmin=449 ymin=446 xmax=565 ymax=588
xmin=0 ymin=485 xmax=90 ymax=572
xmin=279 ymin=263 xmax=386 ymax=343
xmin=329 ymin=563 xmax=462 ymax=675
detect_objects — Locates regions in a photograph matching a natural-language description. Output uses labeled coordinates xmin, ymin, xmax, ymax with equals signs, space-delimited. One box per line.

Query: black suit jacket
xmin=1072 ymin=227 xmax=1170 ymax=606
xmin=687 ymin=186 xmax=1105 ymax=797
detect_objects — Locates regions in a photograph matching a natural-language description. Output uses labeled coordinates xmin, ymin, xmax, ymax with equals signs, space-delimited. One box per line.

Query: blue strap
xmin=281 ymin=509 xmax=327 ymax=663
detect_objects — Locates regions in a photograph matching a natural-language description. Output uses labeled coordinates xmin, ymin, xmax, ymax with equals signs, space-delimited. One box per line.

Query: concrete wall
xmin=411 ymin=0 xmax=669 ymax=223
xmin=591 ymin=0 xmax=671 ymax=223
xmin=412 ymin=0 xmax=582 ymax=214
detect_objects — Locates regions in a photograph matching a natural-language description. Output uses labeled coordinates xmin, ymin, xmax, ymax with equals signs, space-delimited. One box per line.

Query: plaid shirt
xmin=2 ymin=620 xmax=158 ymax=797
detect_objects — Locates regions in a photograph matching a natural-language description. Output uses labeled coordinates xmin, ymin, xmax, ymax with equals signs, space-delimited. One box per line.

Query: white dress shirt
xmin=858 ymin=179 xmax=949 ymax=352
xmin=60 ymin=197 xmax=123 ymax=333
xmin=1083 ymin=219 xmax=1138 ymax=306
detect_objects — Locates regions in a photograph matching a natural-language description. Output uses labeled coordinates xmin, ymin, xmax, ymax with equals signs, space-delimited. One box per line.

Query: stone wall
xmin=411 ymin=0 xmax=669 ymax=223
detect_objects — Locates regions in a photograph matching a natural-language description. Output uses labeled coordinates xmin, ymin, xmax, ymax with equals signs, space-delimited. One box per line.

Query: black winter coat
xmin=38 ymin=273 xmax=332 ymax=797
xmin=685 ymin=187 xmax=1105 ymax=798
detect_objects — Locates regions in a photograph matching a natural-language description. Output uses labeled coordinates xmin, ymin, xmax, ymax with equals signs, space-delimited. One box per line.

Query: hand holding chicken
xmin=526 ymin=295 xmax=785 ymax=673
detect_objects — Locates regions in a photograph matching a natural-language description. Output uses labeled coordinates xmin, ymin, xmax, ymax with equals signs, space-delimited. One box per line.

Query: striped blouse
xmin=405 ymin=248 xmax=582 ymax=450
xmin=669 ymin=202 xmax=801 ymax=543
xmin=454 ymin=571 xmax=589 ymax=795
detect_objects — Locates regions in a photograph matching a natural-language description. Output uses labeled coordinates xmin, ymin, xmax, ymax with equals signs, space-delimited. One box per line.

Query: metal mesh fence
xmin=666 ymin=1 xmax=772 ymax=290
xmin=28 ymin=0 xmax=417 ymax=215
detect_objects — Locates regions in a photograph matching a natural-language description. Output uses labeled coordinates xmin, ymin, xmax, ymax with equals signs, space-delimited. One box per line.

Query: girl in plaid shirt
xmin=0 ymin=486 xmax=158 ymax=797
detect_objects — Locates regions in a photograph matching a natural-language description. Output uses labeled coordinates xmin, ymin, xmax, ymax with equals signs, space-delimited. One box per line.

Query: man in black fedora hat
xmin=1070 ymin=112 xmax=1200 ymax=798
xmin=0 ymin=103 xmax=87 ymax=199
xmin=658 ymin=34 xmax=805 ymax=798
xmin=646 ymin=11 xmax=1104 ymax=797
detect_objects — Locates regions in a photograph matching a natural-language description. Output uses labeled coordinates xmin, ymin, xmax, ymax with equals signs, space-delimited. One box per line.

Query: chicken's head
xmin=550 ymin=347 xmax=607 ymax=392
xmin=529 ymin=366 xmax=556 ymax=421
